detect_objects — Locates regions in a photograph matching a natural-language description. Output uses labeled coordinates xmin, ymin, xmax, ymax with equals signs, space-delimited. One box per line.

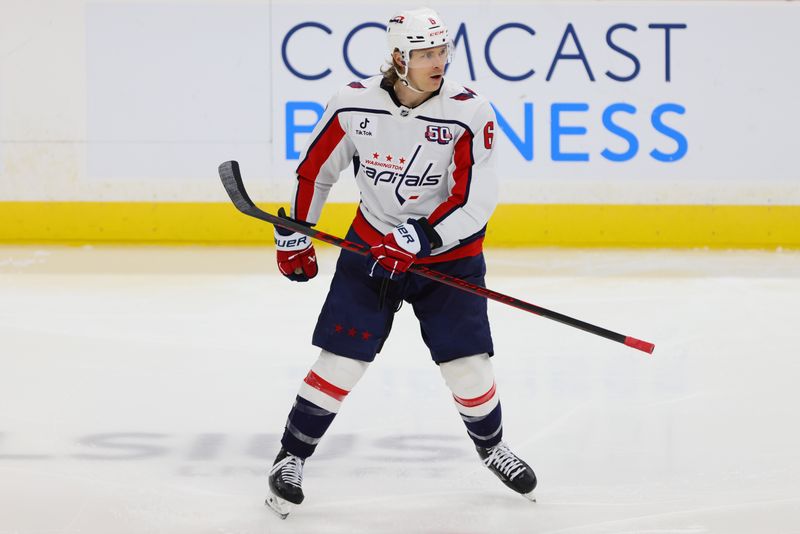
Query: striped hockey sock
xmin=440 ymin=354 xmax=503 ymax=449
xmin=453 ymin=383 xmax=503 ymax=448
xmin=280 ymin=352 xmax=367 ymax=458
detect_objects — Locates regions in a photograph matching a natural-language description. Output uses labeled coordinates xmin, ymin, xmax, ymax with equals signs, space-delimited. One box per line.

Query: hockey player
xmin=266 ymin=8 xmax=536 ymax=518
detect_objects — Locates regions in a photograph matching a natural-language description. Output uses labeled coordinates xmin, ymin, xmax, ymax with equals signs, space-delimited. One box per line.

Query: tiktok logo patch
xmin=355 ymin=116 xmax=376 ymax=137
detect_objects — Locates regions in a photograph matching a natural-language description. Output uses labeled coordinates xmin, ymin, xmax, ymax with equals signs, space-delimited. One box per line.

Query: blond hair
xmin=380 ymin=51 xmax=404 ymax=85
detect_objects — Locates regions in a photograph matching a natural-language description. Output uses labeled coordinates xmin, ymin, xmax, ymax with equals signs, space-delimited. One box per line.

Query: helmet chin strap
xmin=394 ymin=64 xmax=426 ymax=94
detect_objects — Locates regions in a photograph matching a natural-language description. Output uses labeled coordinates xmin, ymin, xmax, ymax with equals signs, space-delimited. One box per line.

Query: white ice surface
xmin=1 ymin=246 xmax=799 ymax=534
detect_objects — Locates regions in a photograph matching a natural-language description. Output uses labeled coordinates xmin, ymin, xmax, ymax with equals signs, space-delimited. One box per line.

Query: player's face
xmin=406 ymin=44 xmax=449 ymax=92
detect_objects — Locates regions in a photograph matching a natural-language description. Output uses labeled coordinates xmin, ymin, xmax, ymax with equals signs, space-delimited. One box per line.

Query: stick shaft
xmin=218 ymin=161 xmax=655 ymax=355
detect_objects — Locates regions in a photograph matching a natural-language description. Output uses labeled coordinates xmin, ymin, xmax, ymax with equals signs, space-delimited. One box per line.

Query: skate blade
xmin=522 ymin=490 xmax=536 ymax=503
xmin=265 ymin=492 xmax=293 ymax=519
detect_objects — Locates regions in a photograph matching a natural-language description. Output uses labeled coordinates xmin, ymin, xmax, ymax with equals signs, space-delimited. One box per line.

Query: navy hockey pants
xmin=311 ymin=228 xmax=494 ymax=364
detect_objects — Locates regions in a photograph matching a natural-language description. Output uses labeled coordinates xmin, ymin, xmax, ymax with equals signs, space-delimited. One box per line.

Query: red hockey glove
xmin=368 ymin=218 xmax=440 ymax=280
xmin=274 ymin=209 xmax=317 ymax=282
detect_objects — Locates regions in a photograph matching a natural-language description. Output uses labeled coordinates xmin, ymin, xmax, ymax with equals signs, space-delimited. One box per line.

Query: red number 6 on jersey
xmin=483 ymin=121 xmax=494 ymax=149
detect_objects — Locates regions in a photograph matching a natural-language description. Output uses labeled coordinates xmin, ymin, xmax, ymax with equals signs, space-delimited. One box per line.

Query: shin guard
xmin=439 ymin=353 xmax=503 ymax=448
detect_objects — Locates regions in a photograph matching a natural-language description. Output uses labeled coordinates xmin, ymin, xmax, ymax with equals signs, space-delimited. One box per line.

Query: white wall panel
xmin=0 ymin=1 xmax=798 ymax=204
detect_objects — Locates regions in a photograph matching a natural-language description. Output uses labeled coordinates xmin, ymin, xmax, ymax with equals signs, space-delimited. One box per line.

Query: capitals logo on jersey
xmin=360 ymin=145 xmax=442 ymax=205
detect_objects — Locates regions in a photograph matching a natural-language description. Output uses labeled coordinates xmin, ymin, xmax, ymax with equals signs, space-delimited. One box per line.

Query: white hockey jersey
xmin=290 ymin=75 xmax=498 ymax=263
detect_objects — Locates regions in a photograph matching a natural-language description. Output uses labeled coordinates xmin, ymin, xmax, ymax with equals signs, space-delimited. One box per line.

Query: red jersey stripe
xmin=453 ymin=382 xmax=496 ymax=408
xmin=304 ymin=370 xmax=350 ymax=402
xmin=418 ymin=238 xmax=483 ymax=264
xmin=294 ymin=176 xmax=318 ymax=222
xmin=351 ymin=208 xmax=383 ymax=243
xmin=294 ymin=117 xmax=346 ymax=221
xmin=428 ymin=130 xmax=474 ymax=225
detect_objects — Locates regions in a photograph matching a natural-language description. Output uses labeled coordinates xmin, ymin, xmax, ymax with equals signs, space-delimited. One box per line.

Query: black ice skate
xmin=266 ymin=448 xmax=305 ymax=519
xmin=477 ymin=441 xmax=537 ymax=502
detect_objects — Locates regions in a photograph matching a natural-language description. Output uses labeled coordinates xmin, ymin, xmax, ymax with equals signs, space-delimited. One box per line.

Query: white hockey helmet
xmin=386 ymin=8 xmax=452 ymax=67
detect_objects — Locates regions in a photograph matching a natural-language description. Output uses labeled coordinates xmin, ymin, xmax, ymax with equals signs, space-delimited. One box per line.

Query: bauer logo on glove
xmin=274 ymin=208 xmax=318 ymax=282
xmin=275 ymin=235 xmax=310 ymax=249
xmin=394 ymin=225 xmax=419 ymax=249
xmin=368 ymin=218 xmax=440 ymax=280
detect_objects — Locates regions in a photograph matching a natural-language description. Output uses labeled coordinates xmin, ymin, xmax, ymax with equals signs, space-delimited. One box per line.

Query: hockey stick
xmin=218 ymin=160 xmax=655 ymax=355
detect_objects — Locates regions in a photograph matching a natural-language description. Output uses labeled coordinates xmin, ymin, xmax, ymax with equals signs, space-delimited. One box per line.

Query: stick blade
xmin=218 ymin=160 xmax=256 ymax=213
